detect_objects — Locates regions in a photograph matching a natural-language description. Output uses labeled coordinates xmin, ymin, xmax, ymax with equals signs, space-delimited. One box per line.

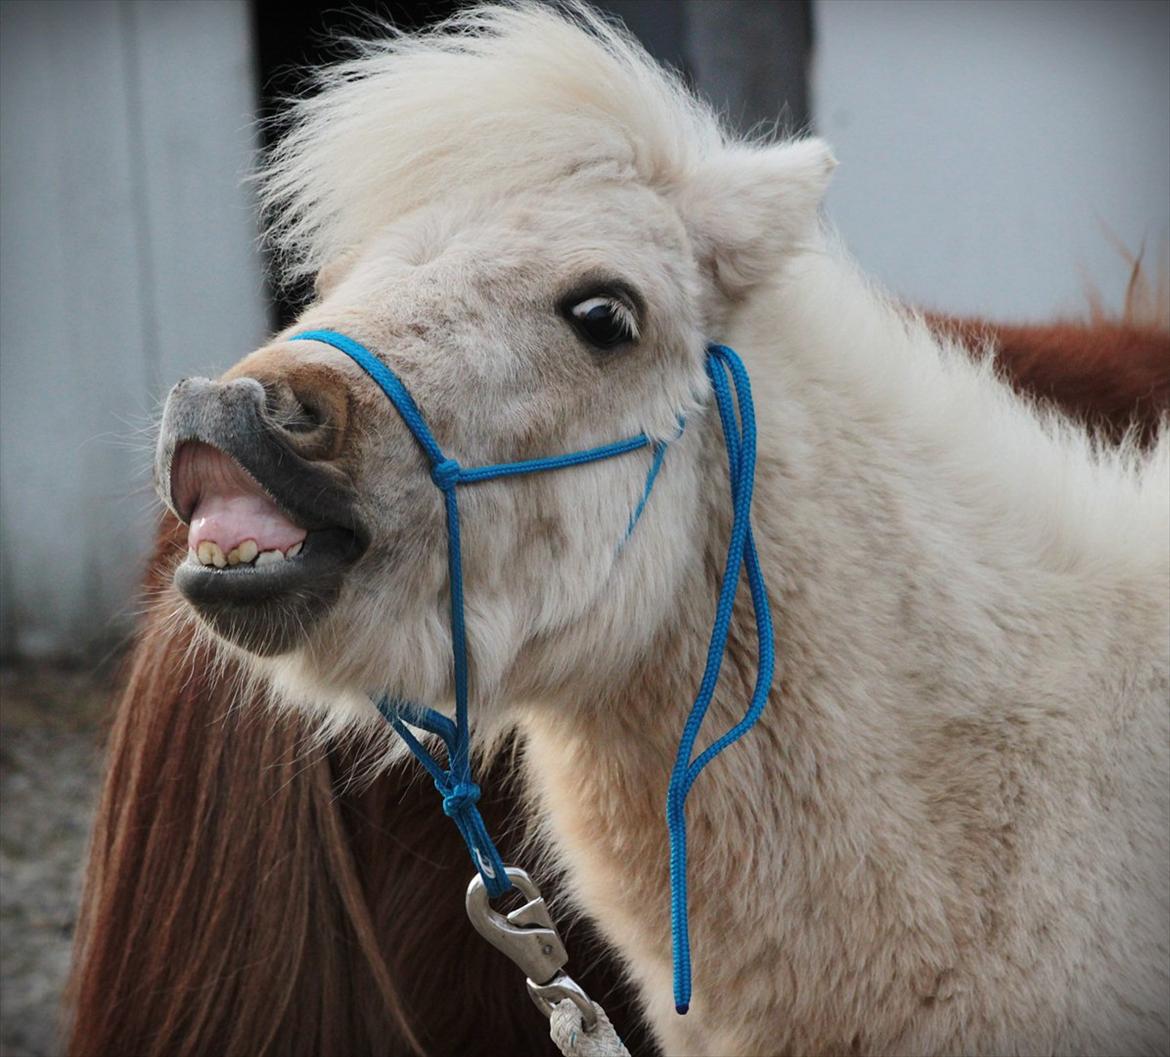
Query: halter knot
xmin=439 ymin=780 xmax=481 ymax=817
xmin=431 ymin=458 xmax=462 ymax=491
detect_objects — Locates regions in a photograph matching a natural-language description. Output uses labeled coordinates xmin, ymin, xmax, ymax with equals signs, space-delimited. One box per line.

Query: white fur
xmin=235 ymin=4 xmax=1170 ymax=1053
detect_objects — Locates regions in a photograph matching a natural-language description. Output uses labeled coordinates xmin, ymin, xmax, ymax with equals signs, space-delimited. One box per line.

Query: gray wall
xmin=2 ymin=0 xmax=1166 ymax=660
xmin=0 ymin=0 xmax=811 ymax=662
xmin=0 ymin=1 xmax=269 ymax=660
xmin=814 ymin=0 xmax=1170 ymax=319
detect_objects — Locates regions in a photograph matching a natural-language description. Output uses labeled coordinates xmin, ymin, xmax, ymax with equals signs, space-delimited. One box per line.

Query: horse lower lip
xmin=173 ymin=527 xmax=363 ymax=656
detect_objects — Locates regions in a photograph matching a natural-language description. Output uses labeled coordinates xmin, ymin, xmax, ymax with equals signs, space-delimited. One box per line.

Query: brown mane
xmin=930 ymin=316 xmax=1170 ymax=447
xmin=65 ymin=521 xmax=631 ymax=1057
xmin=66 ymin=312 xmax=1169 ymax=1057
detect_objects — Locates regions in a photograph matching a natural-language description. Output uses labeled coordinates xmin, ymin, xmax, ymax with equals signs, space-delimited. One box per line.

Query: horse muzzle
xmin=155 ymin=375 xmax=368 ymax=655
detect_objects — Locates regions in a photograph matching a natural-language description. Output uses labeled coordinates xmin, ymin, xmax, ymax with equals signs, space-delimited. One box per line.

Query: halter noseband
xmin=290 ymin=328 xmax=775 ymax=1014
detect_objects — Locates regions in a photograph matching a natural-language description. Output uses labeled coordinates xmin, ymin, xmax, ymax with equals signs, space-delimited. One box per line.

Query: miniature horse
xmin=68 ymin=307 xmax=1168 ymax=1057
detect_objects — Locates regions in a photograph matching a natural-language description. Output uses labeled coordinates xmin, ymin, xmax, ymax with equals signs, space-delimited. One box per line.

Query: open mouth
xmin=164 ymin=436 xmax=366 ymax=655
xmin=156 ymin=373 xmax=371 ymax=655
xmin=176 ymin=441 xmax=311 ymax=569
xmin=171 ymin=440 xmax=366 ymax=578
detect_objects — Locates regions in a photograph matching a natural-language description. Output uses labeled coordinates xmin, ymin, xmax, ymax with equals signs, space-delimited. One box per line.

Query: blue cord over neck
xmin=291 ymin=329 xmax=775 ymax=1016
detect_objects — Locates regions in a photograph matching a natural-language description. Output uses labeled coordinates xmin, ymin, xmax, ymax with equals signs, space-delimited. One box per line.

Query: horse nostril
xmin=261 ymin=380 xmax=327 ymax=435
xmin=251 ymin=377 xmax=345 ymax=461
xmin=285 ymin=405 xmax=326 ymax=434
xmin=222 ymin=353 xmax=351 ymax=462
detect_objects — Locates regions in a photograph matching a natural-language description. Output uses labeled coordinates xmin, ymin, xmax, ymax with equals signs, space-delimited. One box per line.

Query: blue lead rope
xmin=290 ymin=329 xmax=775 ymax=1014
xmin=665 ymin=346 xmax=775 ymax=1013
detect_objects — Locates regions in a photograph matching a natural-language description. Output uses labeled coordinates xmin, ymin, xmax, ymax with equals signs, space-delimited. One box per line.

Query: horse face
xmin=156 ymin=126 xmax=834 ymax=715
xmin=156 ymin=181 xmax=721 ymax=712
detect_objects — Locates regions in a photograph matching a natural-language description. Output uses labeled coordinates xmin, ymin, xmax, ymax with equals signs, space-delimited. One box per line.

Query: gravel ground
xmin=0 ymin=666 xmax=110 ymax=1057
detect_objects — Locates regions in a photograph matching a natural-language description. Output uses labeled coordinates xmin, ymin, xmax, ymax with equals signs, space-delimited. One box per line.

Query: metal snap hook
xmin=465 ymin=866 xmax=599 ymax=1032
xmin=527 ymin=974 xmax=598 ymax=1030
xmin=465 ymin=867 xmax=568 ymax=983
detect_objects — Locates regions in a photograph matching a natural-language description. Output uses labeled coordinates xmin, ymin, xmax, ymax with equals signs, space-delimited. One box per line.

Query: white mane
xmin=259 ymin=0 xmax=727 ymax=281
xmin=742 ymin=246 xmax=1170 ymax=581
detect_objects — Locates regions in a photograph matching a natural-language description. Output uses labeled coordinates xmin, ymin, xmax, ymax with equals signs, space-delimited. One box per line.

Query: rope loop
xmin=431 ymin=457 xmax=462 ymax=491
xmin=440 ymin=779 xmax=482 ymax=817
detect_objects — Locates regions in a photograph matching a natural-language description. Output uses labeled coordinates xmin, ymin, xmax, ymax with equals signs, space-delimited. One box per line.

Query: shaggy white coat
xmin=238 ymin=4 xmax=1170 ymax=1053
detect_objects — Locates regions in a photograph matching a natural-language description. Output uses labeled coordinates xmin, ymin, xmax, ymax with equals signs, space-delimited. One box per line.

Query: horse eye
xmin=568 ymin=296 xmax=636 ymax=349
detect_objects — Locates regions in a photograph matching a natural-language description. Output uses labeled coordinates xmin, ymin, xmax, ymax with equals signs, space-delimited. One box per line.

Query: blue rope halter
xmin=290 ymin=329 xmax=775 ymax=1015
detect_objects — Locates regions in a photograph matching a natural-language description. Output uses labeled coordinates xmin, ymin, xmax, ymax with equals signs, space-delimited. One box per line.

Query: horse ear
xmin=679 ymin=138 xmax=836 ymax=298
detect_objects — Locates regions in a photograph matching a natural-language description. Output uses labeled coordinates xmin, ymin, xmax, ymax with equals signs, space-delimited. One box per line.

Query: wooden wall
xmin=0 ymin=1 xmax=269 ymax=659
xmin=815 ymin=0 xmax=1170 ymax=319
xmin=11 ymin=1 xmax=1162 ymax=659
xmin=0 ymin=0 xmax=811 ymax=661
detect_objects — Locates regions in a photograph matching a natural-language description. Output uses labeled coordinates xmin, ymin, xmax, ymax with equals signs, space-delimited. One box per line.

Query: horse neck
xmin=518 ymin=243 xmax=1168 ymax=1023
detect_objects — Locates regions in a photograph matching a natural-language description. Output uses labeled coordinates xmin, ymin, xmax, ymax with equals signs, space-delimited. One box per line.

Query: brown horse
xmin=66 ymin=301 xmax=1168 ymax=1057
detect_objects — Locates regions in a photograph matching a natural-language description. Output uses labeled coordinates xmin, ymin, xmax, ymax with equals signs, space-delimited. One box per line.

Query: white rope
xmin=549 ymin=999 xmax=631 ymax=1057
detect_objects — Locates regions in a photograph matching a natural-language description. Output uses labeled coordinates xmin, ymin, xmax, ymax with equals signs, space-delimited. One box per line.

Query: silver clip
xmin=466 ymin=866 xmax=599 ymax=1032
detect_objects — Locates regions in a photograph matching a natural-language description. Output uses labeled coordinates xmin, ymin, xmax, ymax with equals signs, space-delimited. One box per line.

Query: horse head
xmin=154 ymin=3 xmax=833 ymax=722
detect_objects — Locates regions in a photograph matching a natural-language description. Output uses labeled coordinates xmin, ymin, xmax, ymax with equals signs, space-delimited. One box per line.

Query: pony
xmin=67 ymin=302 xmax=1170 ymax=1057
xmin=69 ymin=5 xmax=1170 ymax=1055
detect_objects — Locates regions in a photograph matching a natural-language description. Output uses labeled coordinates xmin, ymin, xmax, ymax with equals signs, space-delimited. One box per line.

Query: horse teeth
xmin=194 ymin=539 xmax=282 ymax=568
xmin=285 ymin=541 xmax=303 ymax=558
xmin=196 ymin=541 xmax=226 ymax=567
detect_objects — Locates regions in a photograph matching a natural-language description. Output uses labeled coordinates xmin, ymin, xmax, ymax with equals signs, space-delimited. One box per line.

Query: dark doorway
xmin=250 ymin=0 xmax=811 ymax=325
xmin=251 ymin=2 xmax=464 ymax=326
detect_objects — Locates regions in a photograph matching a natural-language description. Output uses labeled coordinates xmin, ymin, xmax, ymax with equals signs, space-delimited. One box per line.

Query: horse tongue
xmin=175 ymin=442 xmax=308 ymax=556
xmin=188 ymin=492 xmax=308 ymax=556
